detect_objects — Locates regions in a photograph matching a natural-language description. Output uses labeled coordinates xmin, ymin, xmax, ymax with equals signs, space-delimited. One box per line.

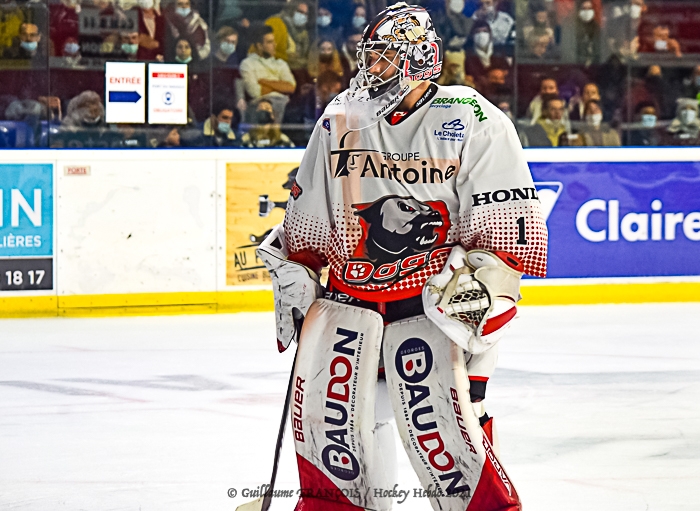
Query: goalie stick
xmin=236 ymin=351 xmax=297 ymax=511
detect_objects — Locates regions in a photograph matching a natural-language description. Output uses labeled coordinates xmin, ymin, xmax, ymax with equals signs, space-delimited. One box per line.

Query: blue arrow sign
xmin=109 ymin=91 xmax=142 ymax=103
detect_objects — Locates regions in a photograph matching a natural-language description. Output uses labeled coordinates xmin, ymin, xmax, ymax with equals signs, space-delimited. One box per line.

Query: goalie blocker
xmin=290 ymin=299 xmax=521 ymax=511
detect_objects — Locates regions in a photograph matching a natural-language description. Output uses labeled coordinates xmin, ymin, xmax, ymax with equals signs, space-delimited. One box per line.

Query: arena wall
xmin=0 ymin=147 xmax=698 ymax=317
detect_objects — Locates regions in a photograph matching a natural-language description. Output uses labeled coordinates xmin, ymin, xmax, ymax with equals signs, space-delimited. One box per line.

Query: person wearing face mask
xmin=165 ymin=0 xmax=210 ymax=60
xmin=240 ymin=24 xmax=297 ymax=125
xmin=663 ymin=98 xmax=700 ymax=146
xmin=472 ymin=0 xmax=514 ymax=46
xmin=171 ymin=37 xmax=195 ymax=65
xmin=576 ymin=99 xmax=620 ymax=146
xmin=627 ymin=101 xmax=661 ymax=146
xmin=213 ymin=26 xmax=240 ymax=68
xmin=307 ymin=38 xmax=344 ymax=80
xmin=316 ymin=3 xmax=342 ymax=47
xmin=241 ymin=99 xmax=294 ymax=148
xmin=49 ymin=0 xmax=81 ymax=61
xmin=606 ymin=0 xmax=645 ymax=62
xmin=51 ymin=90 xmax=111 ymax=148
xmin=571 ymin=0 xmax=600 ymax=66
xmin=203 ymin=101 xmax=240 ymax=147
xmin=5 ymin=23 xmax=46 ymax=66
xmin=350 ymin=5 xmax=367 ymax=36
xmin=265 ymin=0 xmax=311 ymax=72
xmin=465 ymin=20 xmax=510 ymax=91
xmin=136 ymin=0 xmax=165 ymax=61
xmin=433 ymin=0 xmax=473 ymax=51
xmin=639 ymin=24 xmax=682 ymax=57
xmin=117 ymin=31 xmax=140 ymax=60
xmin=522 ymin=6 xmax=555 ymax=50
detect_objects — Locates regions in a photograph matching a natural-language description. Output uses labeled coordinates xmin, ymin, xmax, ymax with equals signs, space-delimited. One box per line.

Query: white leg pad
xmin=292 ymin=299 xmax=392 ymax=510
xmin=383 ymin=315 xmax=521 ymax=511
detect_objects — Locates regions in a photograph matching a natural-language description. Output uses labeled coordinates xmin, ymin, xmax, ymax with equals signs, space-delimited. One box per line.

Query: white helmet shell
xmin=344 ymin=3 xmax=443 ymax=130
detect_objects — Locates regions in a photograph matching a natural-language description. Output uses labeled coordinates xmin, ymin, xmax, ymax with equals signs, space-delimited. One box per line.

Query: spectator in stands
xmin=284 ymin=70 xmax=342 ymax=144
xmin=627 ymin=101 xmax=662 ymax=146
xmin=638 ymin=24 xmax=682 ymax=58
xmin=213 ymin=26 xmax=239 ymax=68
xmin=49 ymin=0 xmax=80 ymax=60
xmin=434 ymin=0 xmax=474 ymax=51
xmin=158 ymin=126 xmax=182 ymax=147
xmin=471 ymin=0 xmax=514 ymax=47
xmin=496 ymin=97 xmax=529 ymax=146
xmin=577 ymin=100 xmax=621 ymax=146
xmin=136 ymin=0 xmax=165 ymax=61
xmin=239 ymin=24 xmax=296 ymax=125
xmin=241 ymin=99 xmax=294 ymax=148
xmin=526 ymin=94 xmax=567 ymax=146
xmin=54 ymin=36 xmax=84 ymax=68
xmin=204 ymin=100 xmax=239 ymax=147
xmin=465 ymin=20 xmax=510 ymax=91
xmin=437 ymin=50 xmax=469 ymax=86
xmin=61 ymin=91 xmax=105 ymax=129
xmin=523 ymin=26 xmax=557 ymax=60
xmin=682 ymin=65 xmax=700 ymax=102
xmin=350 ymin=5 xmax=367 ymax=36
xmin=118 ymin=31 xmax=140 ymax=60
xmin=308 ymin=38 xmax=344 ymax=80
xmin=624 ymin=65 xmax=677 ymax=121
xmin=5 ymin=99 xmax=45 ymax=147
xmin=569 ymin=82 xmax=600 ymax=122
xmin=339 ymin=31 xmax=362 ymax=88
xmin=317 ymin=2 xmax=343 ymax=47
xmin=572 ymin=0 xmax=600 ymax=66
xmin=4 ymin=23 xmax=46 ymax=66
xmin=607 ymin=0 xmax=645 ymax=62
xmin=173 ymin=37 xmax=194 ymax=64
xmin=165 ymin=0 xmax=210 ymax=61
xmin=527 ymin=76 xmax=560 ymax=125
xmin=663 ymin=98 xmax=700 ymax=146
xmin=522 ymin=4 xmax=555 ymax=50
xmin=266 ymin=0 xmax=311 ymax=73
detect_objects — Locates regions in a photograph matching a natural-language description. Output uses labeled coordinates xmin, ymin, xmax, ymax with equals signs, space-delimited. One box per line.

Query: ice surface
xmin=1 ymin=304 xmax=699 ymax=510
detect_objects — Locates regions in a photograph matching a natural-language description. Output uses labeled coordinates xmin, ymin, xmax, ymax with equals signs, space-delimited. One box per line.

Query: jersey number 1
xmin=517 ymin=217 xmax=527 ymax=245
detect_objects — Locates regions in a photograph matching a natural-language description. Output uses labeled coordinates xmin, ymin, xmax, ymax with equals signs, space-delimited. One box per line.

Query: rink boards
xmin=0 ymin=147 xmax=699 ymax=317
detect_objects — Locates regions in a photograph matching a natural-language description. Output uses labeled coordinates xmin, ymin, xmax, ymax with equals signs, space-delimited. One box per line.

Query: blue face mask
xmin=175 ymin=6 xmax=191 ymax=17
xmin=218 ymin=121 xmax=231 ymax=134
xmin=220 ymin=41 xmax=236 ymax=56
xmin=352 ymin=16 xmax=366 ymax=29
xmin=21 ymin=41 xmax=38 ymax=52
xmin=122 ymin=43 xmax=138 ymax=55
xmin=64 ymin=42 xmax=80 ymax=54
xmin=641 ymin=114 xmax=657 ymax=128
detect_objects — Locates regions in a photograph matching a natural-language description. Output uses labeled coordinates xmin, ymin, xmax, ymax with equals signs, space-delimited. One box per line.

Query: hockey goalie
xmin=256 ymin=3 xmax=548 ymax=510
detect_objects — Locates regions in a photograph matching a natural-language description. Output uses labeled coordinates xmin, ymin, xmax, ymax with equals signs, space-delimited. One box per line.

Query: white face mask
xmin=293 ymin=12 xmax=308 ymax=27
xmin=449 ymin=0 xmax=465 ymax=13
xmin=473 ymin=32 xmax=490 ymax=48
xmin=586 ymin=113 xmax=602 ymax=126
xmin=629 ymin=4 xmax=642 ymax=19
xmin=317 ymin=14 xmax=331 ymax=27
xmin=654 ymin=39 xmax=668 ymax=51
xmin=64 ymin=42 xmax=80 ymax=54
xmin=681 ymin=109 xmax=697 ymax=124
xmin=175 ymin=6 xmax=191 ymax=17
xmin=579 ymin=9 xmax=594 ymax=22
xmin=139 ymin=0 xmax=154 ymax=9
xmin=641 ymin=114 xmax=657 ymax=127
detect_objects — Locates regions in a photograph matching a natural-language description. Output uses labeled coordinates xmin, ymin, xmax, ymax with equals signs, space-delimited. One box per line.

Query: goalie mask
xmin=345 ymin=2 xmax=443 ymax=129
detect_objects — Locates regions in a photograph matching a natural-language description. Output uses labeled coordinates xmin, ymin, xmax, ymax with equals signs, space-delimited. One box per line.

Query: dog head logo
xmin=353 ymin=196 xmax=448 ymax=265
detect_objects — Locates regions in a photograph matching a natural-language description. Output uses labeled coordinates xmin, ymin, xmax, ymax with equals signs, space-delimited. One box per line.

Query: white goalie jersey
xmin=284 ymin=83 xmax=548 ymax=302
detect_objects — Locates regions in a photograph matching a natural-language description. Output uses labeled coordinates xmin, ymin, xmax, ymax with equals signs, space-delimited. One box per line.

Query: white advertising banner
xmin=104 ymin=62 xmax=145 ymax=123
xmin=148 ymin=63 xmax=188 ymax=125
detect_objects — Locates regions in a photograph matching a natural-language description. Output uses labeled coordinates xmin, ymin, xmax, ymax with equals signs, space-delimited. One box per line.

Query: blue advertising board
xmin=0 ymin=163 xmax=54 ymax=290
xmin=532 ymin=161 xmax=700 ymax=278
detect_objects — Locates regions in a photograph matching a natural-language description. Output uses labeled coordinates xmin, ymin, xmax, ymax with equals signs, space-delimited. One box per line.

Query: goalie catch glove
xmin=256 ymin=224 xmax=323 ymax=353
xmin=422 ymin=246 xmax=524 ymax=354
